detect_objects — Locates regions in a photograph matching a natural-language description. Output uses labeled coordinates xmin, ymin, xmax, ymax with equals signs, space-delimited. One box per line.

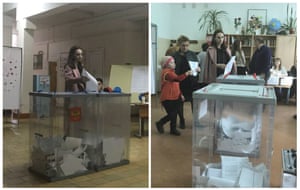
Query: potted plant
xmin=198 ymin=9 xmax=228 ymax=34
xmin=281 ymin=4 xmax=297 ymax=34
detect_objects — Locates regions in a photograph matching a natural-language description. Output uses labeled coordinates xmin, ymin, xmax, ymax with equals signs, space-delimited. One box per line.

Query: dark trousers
xmin=158 ymin=99 xmax=181 ymax=132
xmin=237 ymin=66 xmax=247 ymax=75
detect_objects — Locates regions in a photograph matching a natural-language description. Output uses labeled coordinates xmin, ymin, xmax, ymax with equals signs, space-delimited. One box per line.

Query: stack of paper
xmin=198 ymin=155 xmax=267 ymax=187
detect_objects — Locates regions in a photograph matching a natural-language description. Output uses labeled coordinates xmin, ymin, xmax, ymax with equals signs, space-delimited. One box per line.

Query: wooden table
xmin=134 ymin=103 xmax=148 ymax=138
xmin=267 ymin=76 xmax=296 ymax=104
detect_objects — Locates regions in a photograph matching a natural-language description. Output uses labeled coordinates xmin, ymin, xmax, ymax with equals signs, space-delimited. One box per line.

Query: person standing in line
xmin=248 ymin=37 xmax=272 ymax=83
xmin=197 ymin=42 xmax=209 ymax=88
xmin=64 ymin=46 xmax=89 ymax=92
xmin=203 ymin=29 xmax=237 ymax=83
xmin=232 ymin=39 xmax=246 ymax=75
xmin=172 ymin=35 xmax=201 ymax=129
xmin=155 ymin=56 xmax=192 ymax=136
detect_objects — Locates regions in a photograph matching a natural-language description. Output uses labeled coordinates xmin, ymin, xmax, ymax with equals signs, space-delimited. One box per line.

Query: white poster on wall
xmin=3 ymin=46 xmax=22 ymax=109
xmin=131 ymin=66 xmax=148 ymax=93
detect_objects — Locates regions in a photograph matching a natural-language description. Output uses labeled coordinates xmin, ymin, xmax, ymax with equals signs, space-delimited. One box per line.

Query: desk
xmin=134 ymin=103 xmax=148 ymax=138
xmin=266 ymin=84 xmax=292 ymax=104
xmin=267 ymin=76 xmax=295 ymax=104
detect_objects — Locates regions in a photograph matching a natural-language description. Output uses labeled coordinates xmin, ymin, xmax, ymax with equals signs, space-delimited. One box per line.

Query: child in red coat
xmin=156 ymin=56 xmax=192 ymax=136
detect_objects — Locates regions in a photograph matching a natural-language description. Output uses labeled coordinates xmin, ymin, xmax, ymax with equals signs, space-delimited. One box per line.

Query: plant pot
xmin=289 ymin=28 xmax=295 ymax=34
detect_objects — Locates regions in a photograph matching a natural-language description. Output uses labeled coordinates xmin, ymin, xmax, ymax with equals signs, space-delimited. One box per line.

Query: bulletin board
xmin=109 ymin=65 xmax=148 ymax=103
xmin=3 ymin=46 xmax=22 ymax=109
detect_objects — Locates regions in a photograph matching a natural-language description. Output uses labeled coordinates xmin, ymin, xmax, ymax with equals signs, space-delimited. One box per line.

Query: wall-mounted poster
xmin=33 ymin=51 xmax=43 ymax=70
xmin=3 ymin=46 xmax=22 ymax=109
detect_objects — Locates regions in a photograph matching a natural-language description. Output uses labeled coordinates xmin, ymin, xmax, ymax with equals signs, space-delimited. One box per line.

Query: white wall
xmin=152 ymin=3 xmax=297 ymax=40
xmin=3 ymin=15 xmax=15 ymax=46
xmin=32 ymin=18 xmax=147 ymax=90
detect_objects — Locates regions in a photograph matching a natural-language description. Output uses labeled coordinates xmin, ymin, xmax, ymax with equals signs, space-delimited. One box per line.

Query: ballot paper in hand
xmin=224 ymin=56 xmax=236 ymax=77
xmin=189 ymin=61 xmax=199 ymax=76
xmin=82 ymin=69 xmax=98 ymax=92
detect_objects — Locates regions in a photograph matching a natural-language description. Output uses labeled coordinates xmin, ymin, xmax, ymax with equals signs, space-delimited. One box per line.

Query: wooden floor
xmin=151 ymin=94 xmax=297 ymax=187
xmin=2 ymin=95 xmax=297 ymax=187
xmin=3 ymin=116 xmax=148 ymax=187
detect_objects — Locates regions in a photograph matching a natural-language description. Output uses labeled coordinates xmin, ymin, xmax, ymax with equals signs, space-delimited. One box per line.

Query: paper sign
xmin=224 ymin=56 xmax=236 ymax=77
xmin=189 ymin=61 xmax=199 ymax=76
xmin=198 ymin=99 xmax=208 ymax=120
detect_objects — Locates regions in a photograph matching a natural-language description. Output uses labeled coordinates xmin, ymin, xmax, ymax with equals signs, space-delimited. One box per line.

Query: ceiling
xmin=3 ymin=3 xmax=148 ymax=28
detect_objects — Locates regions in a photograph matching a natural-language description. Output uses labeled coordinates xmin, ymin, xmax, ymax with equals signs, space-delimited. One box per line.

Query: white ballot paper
xmin=82 ymin=69 xmax=98 ymax=92
xmin=238 ymin=167 xmax=264 ymax=187
xmin=188 ymin=61 xmax=199 ymax=76
xmin=224 ymin=56 xmax=236 ymax=76
xmin=221 ymin=155 xmax=250 ymax=181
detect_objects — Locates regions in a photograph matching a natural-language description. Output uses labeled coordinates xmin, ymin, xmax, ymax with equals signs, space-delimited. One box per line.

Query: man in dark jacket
xmin=249 ymin=37 xmax=272 ymax=83
xmin=172 ymin=35 xmax=200 ymax=129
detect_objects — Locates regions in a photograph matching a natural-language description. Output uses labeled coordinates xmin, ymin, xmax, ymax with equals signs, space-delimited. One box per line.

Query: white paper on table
xmin=82 ymin=69 xmax=98 ymax=92
xmin=188 ymin=61 xmax=199 ymax=76
xmin=198 ymin=99 xmax=207 ymax=120
xmin=224 ymin=56 xmax=236 ymax=76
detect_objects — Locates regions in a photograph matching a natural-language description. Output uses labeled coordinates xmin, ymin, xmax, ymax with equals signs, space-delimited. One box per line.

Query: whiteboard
xmin=109 ymin=65 xmax=148 ymax=103
xmin=3 ymin=46 xmax=22 ymax=109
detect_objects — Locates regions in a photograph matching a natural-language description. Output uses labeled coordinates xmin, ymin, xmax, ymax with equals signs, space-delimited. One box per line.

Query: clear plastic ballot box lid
xmin=216 ymin=75 xmax=265 ymax=85
xmin=193 ymin=83 xmax=276 ymax=105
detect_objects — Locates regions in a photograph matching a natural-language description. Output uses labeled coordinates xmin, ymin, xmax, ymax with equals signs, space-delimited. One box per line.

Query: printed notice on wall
xmin=198 ymin=99 xmax=207 ymax=120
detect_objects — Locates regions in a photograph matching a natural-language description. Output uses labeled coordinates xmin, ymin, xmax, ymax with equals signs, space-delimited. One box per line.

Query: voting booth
xmin=29 ymin=92 xmax=131 ymax=181
xmin=192 ymin=83 xmax=276 ymax=187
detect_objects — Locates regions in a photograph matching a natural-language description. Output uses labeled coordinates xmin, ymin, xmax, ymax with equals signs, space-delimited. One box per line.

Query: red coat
xmin=160 ymin=68 xmax=187 ymax=102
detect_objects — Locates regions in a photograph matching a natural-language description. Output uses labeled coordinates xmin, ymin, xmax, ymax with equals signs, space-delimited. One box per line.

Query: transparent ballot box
xmin=29 ymin=92 xmax=131 ymax=181
xmin=192 ymin=83 xmax=276 ymax=187
xmin=216 ymin=74 xmax=265 ymax=85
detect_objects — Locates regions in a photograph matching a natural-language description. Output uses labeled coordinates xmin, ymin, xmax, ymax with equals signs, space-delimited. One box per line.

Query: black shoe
xmin=179 ymin=123 xmax=186 ymax=129
xmin=156 ymin=121 xmax=164 ymax=134
xmin=170 ymin=129 xmax=181 ymax=136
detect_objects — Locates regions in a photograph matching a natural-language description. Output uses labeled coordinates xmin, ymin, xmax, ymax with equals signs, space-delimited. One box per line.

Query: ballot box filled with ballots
xmin=192 ymin=83 xmax=276 ymax=187
xmin=28 ymin=92 xmax=131 ymax=181
xmin=216 ymin=74 xmax=265 ymax=85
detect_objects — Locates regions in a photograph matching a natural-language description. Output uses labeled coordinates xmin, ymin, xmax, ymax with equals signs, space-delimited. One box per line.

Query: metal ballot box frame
xmin=216 ymin=74 xmax=265 ymax=85
xmin=192 ymin=83 xmax=276 ymax=187
xmin=29 ymin=92 xmax=131 ymax=181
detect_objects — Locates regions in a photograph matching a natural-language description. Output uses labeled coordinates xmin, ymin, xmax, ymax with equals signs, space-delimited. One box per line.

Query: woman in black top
xmin=211 ymin=30 xmax=232 ymax=76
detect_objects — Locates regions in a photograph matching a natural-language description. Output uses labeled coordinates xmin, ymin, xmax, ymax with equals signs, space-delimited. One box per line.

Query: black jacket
xmin=172 ymin=50 xmax=199 ymax=101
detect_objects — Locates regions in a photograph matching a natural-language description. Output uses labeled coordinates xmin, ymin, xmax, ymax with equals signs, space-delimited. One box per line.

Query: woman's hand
xmin=216 ymin=63 xmax=226 ymax=70
xmin=181 ymin=94 xmax=185 ymax=102
xmin=81 ymin=76 xmax=89 ymax=82
xmin=185 ymin=70 xmax=193 ymax=76
xmin=196 ymin=67 xmax=201 ymax=73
